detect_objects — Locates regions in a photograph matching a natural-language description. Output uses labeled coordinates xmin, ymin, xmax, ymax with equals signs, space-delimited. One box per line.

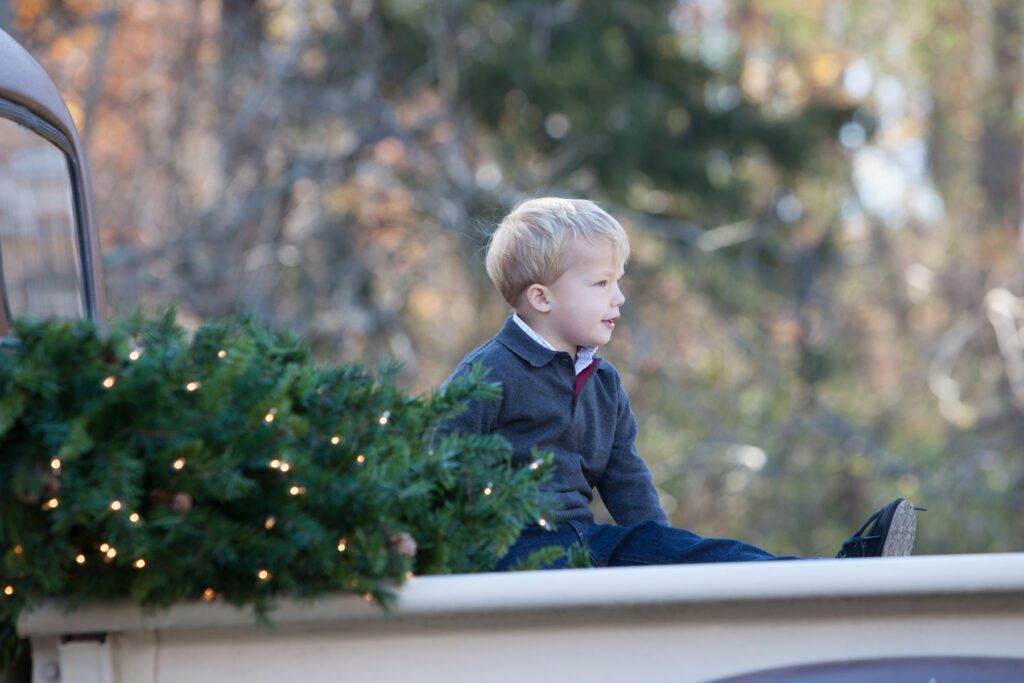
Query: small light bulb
xmin=173 ymin=457 xmax=186 ymax=470
xmin=279 ymin=462 xmax=291 ymax=473
xmin=264 ymin=516 xmax=276 ymax=530
xmin=378 ymin=411 xmax=390 ymax=425
xmin=337 ymin=539 xmax=347 ymax=552
xmin=110 ymin=500 xmax=122 ymax=511
xmin=530 ymin=460 xmax=541 ymax=471
xmin=50 ymin=458 xmax=61 ymax=471
xmin=3 ymin=585 xmax=13 ymax=596
xmin=129 ymin=513 xmax=141 ymax=523
xmin=75 ymin=554 xmax=86 ymax=565
xmin=269 ymin=459 xmax=281 ymax=469
xmin=185 ymin=381 xmax=201 ymax=392
xmin=356 ymin=454 xmax=366 ymax=464
xmin=264 ymin=409 xmax=277 ymax=423
xmin=129 ymin=349 xmax=142 ymax=361
xmin=289 ymin=485 xmax=305 ymax=496
xmin=538 ymin=518 xmax=547 ymax=527
xmin=13 ymin=545 xmax=23 ymax=555
xmin=99 ymin=543 xmax=110 ymax=552
xmin=134 ymin=558 xmax=146 ymax=569
xmin=217 ymin=349 xmax=227 ymax=359
xmin=483 ymin=486 xmax=493 ymax=496
xmin=257 ymin=569 xmax=271 ymax=581
xmin=203 ymin=587 xmax=216 ymax=601
xmin=106 ymin=547 xmax=117 ymax=559
xmin=330 ymin=435 xmax=341 ymax=445
xmin=102 ymin=376 xmax=116 ymax=389
xmin=43 ymin=498 xmax=59 ymax=510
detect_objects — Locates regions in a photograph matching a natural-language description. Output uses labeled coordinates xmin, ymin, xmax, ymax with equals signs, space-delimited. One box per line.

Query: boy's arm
xmin=436 ymin=362 xmax=503 ymax=438
xmin=596 ymin=381 xmax=670 ymax=527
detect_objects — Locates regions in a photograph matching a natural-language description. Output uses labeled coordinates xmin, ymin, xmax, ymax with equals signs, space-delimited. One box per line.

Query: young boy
xmin=441 ymin=197 xmax=917 ymax=568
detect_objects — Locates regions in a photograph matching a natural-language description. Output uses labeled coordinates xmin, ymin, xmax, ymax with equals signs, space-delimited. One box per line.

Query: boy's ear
xmin=524 ymin=283 xmax=552 ymax=313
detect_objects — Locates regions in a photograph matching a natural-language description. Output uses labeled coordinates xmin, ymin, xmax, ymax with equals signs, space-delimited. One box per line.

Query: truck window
xmin=0 ymin=114 xmax=85 ymax=325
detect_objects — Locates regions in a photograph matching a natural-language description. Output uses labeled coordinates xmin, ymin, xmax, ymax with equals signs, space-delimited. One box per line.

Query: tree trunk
xmin=0 ymin=0 xmax=15 ymax=37
xmin=979 ymin=0 xmax=1023 ymax=232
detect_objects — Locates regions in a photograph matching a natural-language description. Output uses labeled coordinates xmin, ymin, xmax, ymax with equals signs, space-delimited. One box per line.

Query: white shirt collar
xmin=511 ymin=313 xmax=598 ymax=375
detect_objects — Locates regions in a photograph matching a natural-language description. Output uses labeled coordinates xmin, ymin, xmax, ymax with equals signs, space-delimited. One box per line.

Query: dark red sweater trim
xmin=574 ymin=358 xmax=602 ymax=403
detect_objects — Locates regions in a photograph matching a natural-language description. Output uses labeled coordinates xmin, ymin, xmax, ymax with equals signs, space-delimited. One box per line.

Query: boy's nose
xmin=613 ymin=284 xmax=626 ymax=307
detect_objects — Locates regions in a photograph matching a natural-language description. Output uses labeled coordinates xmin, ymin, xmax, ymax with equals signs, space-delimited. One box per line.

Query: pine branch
xmin=0 ymin=309 xmax=551 ymax=666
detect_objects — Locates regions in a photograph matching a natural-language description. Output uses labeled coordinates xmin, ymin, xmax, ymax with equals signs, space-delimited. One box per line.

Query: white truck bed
xmin=19 ymin=553 xmax=1024 ymax=682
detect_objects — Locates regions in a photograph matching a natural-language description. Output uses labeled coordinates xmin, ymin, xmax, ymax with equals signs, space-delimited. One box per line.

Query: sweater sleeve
xmin=596 ymin=379 xmax=669 ymax=527
xmin=436 ymin=362 xmax=502 ymax=439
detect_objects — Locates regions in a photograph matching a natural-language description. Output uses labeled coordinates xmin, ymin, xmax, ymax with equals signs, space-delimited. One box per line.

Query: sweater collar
xmin=498 ymin=315 xmax=602 ymax=371
xmin=511 ymin=313 xmax=598 ymax=375
xmin=496 ymin=316 xmax=560 ymax=368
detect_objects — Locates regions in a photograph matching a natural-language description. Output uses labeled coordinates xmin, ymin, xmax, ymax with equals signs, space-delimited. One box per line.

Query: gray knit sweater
xmin=440 ymin=317 xmax=668 ymax=526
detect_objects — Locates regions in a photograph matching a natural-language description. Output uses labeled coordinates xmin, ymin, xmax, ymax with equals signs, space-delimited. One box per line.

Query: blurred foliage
xmin=6 ymin=0 xmax=1024 ymax=556
xmin=443 ymin=1 xmax=849 ymax=217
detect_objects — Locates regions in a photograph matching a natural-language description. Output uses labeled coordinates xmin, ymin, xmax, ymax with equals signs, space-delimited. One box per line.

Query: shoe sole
xmin=881 ymin=500 xmax=916 ymax=557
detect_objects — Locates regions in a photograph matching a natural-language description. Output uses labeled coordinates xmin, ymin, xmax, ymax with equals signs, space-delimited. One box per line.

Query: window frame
xmin=0 ymin=97 xmax=98 ymax=339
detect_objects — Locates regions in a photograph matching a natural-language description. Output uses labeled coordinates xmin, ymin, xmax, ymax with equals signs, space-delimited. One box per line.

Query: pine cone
xmin=150 ymin=489 xmax=193 ymax=513
xmin=172 ymin=492 xmax=193 ymax=513
xmin=389 ymin=532 xmax=417 ymax=558
xmin=149 ymin=488 xmax=174 ymax=506
xmin=41 ymin=474 xmax=61 ymax=496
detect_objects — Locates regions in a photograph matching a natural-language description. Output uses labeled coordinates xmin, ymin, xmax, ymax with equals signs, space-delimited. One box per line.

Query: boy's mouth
xmin=602 ymin=316 xmax=619 ymax=329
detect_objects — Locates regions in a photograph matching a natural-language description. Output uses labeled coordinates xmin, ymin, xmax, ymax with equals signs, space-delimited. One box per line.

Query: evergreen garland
xmin=0 ymin=310 xmax=552 ymax=664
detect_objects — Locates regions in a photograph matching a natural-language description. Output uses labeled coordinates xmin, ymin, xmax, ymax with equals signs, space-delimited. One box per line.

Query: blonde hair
xmin=485 ymin=198 xmax=630 ymax=307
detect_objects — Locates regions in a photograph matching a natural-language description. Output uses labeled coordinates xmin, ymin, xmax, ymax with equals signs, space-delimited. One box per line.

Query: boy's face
xmin=537 ymin=238 xmax=626 ymax=354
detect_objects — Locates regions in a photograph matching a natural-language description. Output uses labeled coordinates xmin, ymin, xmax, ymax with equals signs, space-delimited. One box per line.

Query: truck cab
xmin=0 ymin=28 xmax=104 ymax=340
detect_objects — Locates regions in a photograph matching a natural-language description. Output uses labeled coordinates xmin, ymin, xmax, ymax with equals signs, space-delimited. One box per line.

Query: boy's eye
xmin=596 ymin=280 xmax=608 ymax=287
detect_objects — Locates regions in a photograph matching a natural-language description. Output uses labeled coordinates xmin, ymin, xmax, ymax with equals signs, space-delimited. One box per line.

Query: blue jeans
xmin=495 ymin=520 xmax=797 ymax=570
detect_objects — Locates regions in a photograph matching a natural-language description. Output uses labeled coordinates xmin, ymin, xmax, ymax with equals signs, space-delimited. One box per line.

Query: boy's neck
xmin=512 ymin=311 xmax=578 ymax=359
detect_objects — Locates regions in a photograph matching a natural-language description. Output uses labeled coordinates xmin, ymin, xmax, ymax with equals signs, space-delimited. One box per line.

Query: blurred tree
xmin=0 ymin=1 xmax=14 ymax=35
xmin=467 ymin=4 xmax=847 ymax=216
xmin=978 ymin=0 xmax=1022 ymax=232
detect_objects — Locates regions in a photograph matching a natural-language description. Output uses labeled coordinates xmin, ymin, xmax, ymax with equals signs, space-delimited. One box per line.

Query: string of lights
xmin=0 ymin=311 xmax=554 ymax=667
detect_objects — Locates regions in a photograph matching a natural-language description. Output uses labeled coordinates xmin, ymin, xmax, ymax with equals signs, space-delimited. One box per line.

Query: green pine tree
xmin=0 ymin=310 xmax=554 ymax=665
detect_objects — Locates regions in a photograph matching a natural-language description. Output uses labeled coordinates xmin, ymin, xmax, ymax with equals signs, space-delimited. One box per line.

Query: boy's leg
xmin=493 ymin=523 xmax=582 ymax=571
xmin=581 ymin=520 xmax=799 ymax=566
xmin=494 ymin=499 xmax=918 ymax=570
